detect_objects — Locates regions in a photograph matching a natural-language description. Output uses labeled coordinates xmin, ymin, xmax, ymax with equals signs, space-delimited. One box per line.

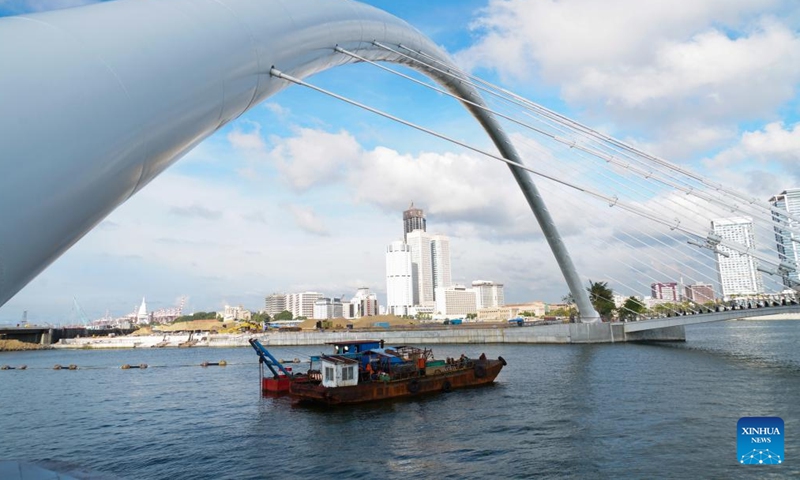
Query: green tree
xmin=173 ymin=311 xmax=219 ymax=323
xmin=251 ymin=312 xmax=271 ymax=323
xmin=466 ymin=313 xmax=477 ymax=320
xmin=619 ymin=296 xmax=646 ymax=322
xmin=548 ymin=307 xmax=571 ymax=317
xmin=273 ymin=310 xmax=293 ymax=321
xmin=587 ymin=280 xmax=615 ymax=321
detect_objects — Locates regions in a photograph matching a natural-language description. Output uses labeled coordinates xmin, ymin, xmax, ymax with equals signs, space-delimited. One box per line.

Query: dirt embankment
xmin=0 ymin=339 xmax=49 ymax=352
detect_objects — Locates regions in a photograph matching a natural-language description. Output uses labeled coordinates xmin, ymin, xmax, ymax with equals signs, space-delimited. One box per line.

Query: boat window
xmin=342 ymin=366 xmax=354 ymax=381
xmin=325 ymin=366 xmax=334 ymax=381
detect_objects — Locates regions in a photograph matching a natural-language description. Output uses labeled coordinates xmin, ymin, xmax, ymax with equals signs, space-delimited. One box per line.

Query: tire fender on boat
xmin=498 ymin=356 xmax=507 ymax=366
xmin=442 ymin=381 xmax=452 ymax=393
xmin=474 ymin=364 xmax=487 ymax=378
xmin=408 ymin=379 xmax=421 ymax=394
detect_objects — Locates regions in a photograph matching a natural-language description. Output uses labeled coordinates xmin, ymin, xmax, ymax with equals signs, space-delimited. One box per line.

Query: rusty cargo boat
xmin=288 ymin=340 xmax=507 ymax=405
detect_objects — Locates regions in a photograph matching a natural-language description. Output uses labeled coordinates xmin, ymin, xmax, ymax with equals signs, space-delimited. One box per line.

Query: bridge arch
xmin=0 ymin=0 xmax=598 ymax=321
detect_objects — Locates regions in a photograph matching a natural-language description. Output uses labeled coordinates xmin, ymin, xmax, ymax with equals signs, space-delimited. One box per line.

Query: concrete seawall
xmin=54 ymin=323 xmax=685 ymax=349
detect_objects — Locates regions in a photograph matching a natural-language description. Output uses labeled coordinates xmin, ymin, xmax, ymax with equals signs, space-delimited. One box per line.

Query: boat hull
xmin=290 ymin=358 xmax=505 ymax=405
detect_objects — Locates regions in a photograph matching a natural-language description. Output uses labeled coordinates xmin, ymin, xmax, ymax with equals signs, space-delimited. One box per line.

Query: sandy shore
xmin=0 ymin=339 xmax=50 ymax=352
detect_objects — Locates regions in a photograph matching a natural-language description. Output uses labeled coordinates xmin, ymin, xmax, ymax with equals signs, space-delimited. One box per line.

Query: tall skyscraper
xmin=386 ymin=241 xmax=413 ymax=316
xmin=403 ymin=202 xmax=426 ymax=242
xmin=770 ymin=188 xmax=800 ymax=288
xmin=431 ymin=234 xmax=452 ymax=298
xmin=712 ymin=217 xmax=764 ymax=298
xmin=406 ymin=230 xmax=434 ymax=306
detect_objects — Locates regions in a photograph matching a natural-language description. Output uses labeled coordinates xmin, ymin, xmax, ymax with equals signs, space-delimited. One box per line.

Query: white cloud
xmin=287 ymin=204 xmax=330 ymax=237
xmin=707 ymin=121 xmax=800 ymax=166
xmin=264 ymin=102 xmax=291 ymax=119
xmin=563 ymin=20 xmax=800 ymax=121
xmin=227 ymin=121 xmax=267 ymax=152
xmin=458 ymin=0 xmax=799 ymax=132
xmin=269 ymin=127 xmax=362 ymax=190
xmin=704 ymin=121 xmax=800 ymax=195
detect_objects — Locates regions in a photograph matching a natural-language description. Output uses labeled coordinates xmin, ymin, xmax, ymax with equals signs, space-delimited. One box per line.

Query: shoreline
xmin=53 ymin=322 xmax=686 ymax=348
xmin=1 ymin=318 xmax=793 ymax=351
xmin=0 ymin=339 xmax=51 ymax=352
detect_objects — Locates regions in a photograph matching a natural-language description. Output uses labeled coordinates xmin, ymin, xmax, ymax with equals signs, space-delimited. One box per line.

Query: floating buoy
xmin=1 ymin=365 xmax=10 ymax=370
xmin=68 ymin=364 xmax=78 ymax=370
xmin=122 ymin=363 xmax=148 ymax=369
xmin=201 ymin=360 xmax=226 ymax=367
xmin=53 ymin=364 xmax=62 ymax=370
xmin=18 ymin=365 xmax=26 ymax=370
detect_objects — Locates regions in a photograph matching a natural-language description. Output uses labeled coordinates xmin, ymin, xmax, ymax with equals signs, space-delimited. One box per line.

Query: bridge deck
xmin=624 ymin=305 xmax=800 ymax=333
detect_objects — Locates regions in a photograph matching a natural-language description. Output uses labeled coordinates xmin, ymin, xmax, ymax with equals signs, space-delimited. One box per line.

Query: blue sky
xmin=1 ymin=0 xmax=799 ymax=323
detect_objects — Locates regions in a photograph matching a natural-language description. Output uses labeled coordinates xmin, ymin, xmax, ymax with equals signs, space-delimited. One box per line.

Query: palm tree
xmin=587 ymin=280 xmax=616 ymax=321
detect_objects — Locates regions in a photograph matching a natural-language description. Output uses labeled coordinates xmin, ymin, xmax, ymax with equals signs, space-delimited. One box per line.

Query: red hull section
xmin=262 ymin=376 xmax=292 ymax=393
xmin=289 ymin=358 xmax=505 ymax=405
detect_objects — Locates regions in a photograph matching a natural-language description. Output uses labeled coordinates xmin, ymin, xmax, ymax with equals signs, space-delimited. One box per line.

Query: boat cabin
xmin=320 ymin=355 xmax=359 ymax=388
xmin=327 ymin=340 xmax=382 ymax=355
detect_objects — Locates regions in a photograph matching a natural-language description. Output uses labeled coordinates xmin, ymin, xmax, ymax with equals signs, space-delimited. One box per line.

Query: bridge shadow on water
xmin=634 ymin=321 xmax=800 ymax=376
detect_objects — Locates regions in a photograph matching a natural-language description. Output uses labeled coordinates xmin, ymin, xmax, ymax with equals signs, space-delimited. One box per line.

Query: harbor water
xmin=1 ymin=320 xmax=799 ymax=479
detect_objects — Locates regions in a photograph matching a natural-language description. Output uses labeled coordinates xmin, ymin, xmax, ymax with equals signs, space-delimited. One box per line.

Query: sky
xmin=1 ymin=0 xmax=799 ymax=324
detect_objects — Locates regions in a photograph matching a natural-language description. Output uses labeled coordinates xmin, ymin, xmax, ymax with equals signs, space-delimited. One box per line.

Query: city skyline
xmin=2 ymin=0 xmax=800 ymax=323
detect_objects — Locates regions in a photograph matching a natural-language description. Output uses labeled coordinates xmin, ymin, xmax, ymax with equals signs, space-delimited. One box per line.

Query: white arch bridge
xmin=1 ymin=0 xmax=798 ymax=340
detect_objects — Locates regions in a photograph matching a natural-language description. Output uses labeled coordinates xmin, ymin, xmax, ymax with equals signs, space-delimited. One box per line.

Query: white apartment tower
xmin=286 ymin=292 xmax=323 ymax=319
xmin=264 ymin=293 xmax=287 ymax=316
xmin=386 ymin=241 xmax=414 ymax=316
xmin=435 ymin=285 xmax=478 ymax=317
xmin=472 ymin=280 xmax=505 ymax=309
xmin=350 ymin=287 xmax=378 ymax=317
xmin=313 ymin=297 xmax=343 ymax=320
xmin=431 ymin=235 xmax=452 ymax=298
xmin=406 ymin=229 xmax=435 ymax=306
xmin=770 ymin=188 xmax=800 ymax=288
xmin=712 ymin=217 xmax=764 ymax=298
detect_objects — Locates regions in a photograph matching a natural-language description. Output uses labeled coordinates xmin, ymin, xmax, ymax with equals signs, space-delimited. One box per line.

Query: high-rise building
xmin=431 ymin=234 xmax=452 ymax=299
xmin=472 ymin=280 xmax=505 ymax=309
xmin=685 ymin=283 xmax=715 ymax=304
xmin=712 ymin=217 xmax=764 ymax=298
xmin=264 ymin=293 xmax=287 ymax=316
xmin=406 ymin=230 xmax=434 ymax=306
xmin=313 ymin=297 xmax=343 ymax=319
xmin=403 ymin=202 xmax=426 ymax=242
xmin=435 ymin=285 xmax=477 ymax=316
xmin=386 ymin=241 xmax=413 ymax=316
xmin=350 ymin=287 xmax=378 ymax=317
xmin=770 ymin=188 xmax=800 ymax=288
xmin=651 ymin=282 xmax=679 ymax=302
xmin=222 ymin=305 xmax=251 ymax=321
xmin=286 ymin=292 xmax=323 ymax=319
